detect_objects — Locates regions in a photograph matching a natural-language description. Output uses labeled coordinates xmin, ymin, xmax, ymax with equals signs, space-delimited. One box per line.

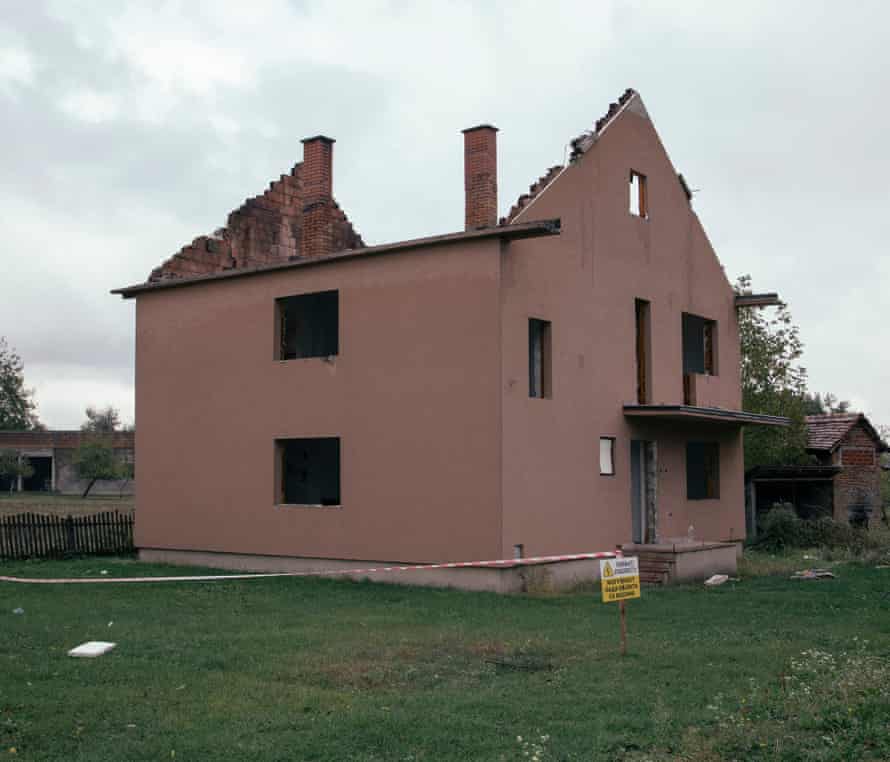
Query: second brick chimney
xmin=300 ymin=135 xmax=335 ymax=258
xmin=462 ymin=125 xmax=498 ymax=230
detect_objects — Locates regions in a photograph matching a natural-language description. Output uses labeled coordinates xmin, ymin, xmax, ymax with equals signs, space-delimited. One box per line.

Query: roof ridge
xmin=569 ymin=87 xmax=638 ymax=161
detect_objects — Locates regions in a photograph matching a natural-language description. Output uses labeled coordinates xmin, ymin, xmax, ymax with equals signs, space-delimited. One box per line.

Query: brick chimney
xmin=461 ymin=125 xmax=498 ymax=230
xmin=300 ymin=135 xmax=335 ymax=258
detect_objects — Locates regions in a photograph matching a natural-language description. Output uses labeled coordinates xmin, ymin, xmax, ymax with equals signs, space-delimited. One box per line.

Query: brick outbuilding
xmin=0 ymin=430 xmax=135 ymax=495
xmin=807 ymin=413 xmax=888 ymax=524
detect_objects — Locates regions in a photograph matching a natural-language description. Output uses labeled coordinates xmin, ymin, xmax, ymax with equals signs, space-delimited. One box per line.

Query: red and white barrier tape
xmin=0 ymin=550 xmax=622 ymax=585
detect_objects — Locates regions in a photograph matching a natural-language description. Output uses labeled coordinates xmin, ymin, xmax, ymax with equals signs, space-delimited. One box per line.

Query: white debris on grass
xmin=704 ymin=574 xmax=729 ymax=586
xmin=68 ymin=641 xmax=117 ymax=658
xmin=791 ymin=569 xmax=836 ymax=580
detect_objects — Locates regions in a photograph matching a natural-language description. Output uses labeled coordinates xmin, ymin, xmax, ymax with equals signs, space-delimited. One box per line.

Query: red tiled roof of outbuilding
xmin=806 ymin=413 xmax=888 ymax=452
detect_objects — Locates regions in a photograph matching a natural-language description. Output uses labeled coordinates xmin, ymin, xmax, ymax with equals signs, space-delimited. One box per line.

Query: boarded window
xmin=687 ymin=442 xmax=720 ymax=500
xmin=635 ymin=299 xmax=651 ymax=403
xmin=277 ymin=290 xmax=339 ymax=360
xmin=629 ymin=170 xmax=647 ymax=218
xmin=278 ymin=437 xmax=341 ymax=506
xmin=600 ymin=437 xmax=616 ymax=476
xmin=682 ymin=313 xmax=717 ymax=375
xmin=528 ymin=318 xmax=552 ymax=399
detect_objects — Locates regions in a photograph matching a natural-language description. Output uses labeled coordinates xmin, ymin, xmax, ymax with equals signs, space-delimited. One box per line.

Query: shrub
xmin=752 ymin=505 xmax=879 ymax=554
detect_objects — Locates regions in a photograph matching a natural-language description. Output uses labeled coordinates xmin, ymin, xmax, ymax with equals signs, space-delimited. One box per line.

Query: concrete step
xmin=634 ymin=553 xmax=679 ymax=564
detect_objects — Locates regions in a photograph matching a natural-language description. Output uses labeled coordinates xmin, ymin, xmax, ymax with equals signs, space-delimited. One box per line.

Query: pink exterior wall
xmin=135 ymin=241 xmax=504 ymax=564
xmin=499 ymin=103 xmax=745 ymax=558
xmin=132 ymin=98 xmax=750 ymax=568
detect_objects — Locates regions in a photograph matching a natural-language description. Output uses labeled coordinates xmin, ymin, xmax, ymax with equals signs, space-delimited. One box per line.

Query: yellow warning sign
xmin=600 ymin=557 xmax=641 ymax=603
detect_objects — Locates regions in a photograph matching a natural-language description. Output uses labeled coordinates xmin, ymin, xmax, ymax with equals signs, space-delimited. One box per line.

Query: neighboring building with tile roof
xmin=0 ymin=430 xmax=134 ymax=495
xmin=750 ymin=413 xmax=889 ymax=529
xmin=808 ymin=413 xmax=887 ymax=524
xmin=806 ymin=413 xmax=887 ymax=454
xmin=113 ymin=89 xmax=783 ymax=587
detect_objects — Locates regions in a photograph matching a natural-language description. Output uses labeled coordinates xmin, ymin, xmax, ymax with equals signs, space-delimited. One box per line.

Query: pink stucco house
xmin=114 ymin=89 xmax=783 ymax=587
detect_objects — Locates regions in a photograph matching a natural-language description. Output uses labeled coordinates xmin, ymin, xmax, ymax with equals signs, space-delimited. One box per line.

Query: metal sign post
xmin=600 ymin=555 xmax=640 ymax=657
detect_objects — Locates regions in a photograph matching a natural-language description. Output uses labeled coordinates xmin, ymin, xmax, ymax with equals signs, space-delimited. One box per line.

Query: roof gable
xmin=806 ymin=413 xmax=888 ymax=452
xmin=503 ymin=88 xmax=668 ymax=225
xmin=149 ymin=162 xmax=364 ymax=283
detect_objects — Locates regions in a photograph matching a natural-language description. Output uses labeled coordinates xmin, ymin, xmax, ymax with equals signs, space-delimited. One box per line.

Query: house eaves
xmin=113 ymin=219 xmax=560 ymax=299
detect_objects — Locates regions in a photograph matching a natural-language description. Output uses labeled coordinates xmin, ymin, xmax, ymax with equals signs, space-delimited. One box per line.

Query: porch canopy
xmin=623 ymin=404 xmax=789 ymax=427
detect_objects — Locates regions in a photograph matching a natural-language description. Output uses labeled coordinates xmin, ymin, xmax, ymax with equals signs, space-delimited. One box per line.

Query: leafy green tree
xmin=804 ymin=392 xmax=852 ymax=415
xmin=736 ymin=275 xmax=811 ymax=470
xmin=0 ymin=338 xmax=40 ymax=430
xmin=0 ymin=451 xmax=34 ymax=494
xmin=81 ymin=405 xmax=122 ymax=433
xmin=73 ymin=439 xmax=125 ymax=498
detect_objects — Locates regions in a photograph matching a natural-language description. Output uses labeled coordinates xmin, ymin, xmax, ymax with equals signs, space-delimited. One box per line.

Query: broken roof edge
xmin=113 ymin=219 xmax=561 ymax=298
xmin=569 ymin=88 xmax=643 ymax=160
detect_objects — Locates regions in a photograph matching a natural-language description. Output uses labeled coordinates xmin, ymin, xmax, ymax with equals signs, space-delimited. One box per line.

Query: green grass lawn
xmin=2 ymin=556 xmax=889 ymax=761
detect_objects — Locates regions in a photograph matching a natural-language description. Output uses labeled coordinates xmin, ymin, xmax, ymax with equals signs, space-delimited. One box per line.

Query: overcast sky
xmin=1 ymin=1 xmax=888 ymax=429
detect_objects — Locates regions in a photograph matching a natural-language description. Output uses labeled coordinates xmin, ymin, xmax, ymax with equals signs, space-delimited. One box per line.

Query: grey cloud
xmin=2 ymin=0 xmax=888 ymax=428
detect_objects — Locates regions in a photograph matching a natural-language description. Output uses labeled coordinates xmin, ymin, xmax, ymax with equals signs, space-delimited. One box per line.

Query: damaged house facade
xmin=115 ymin=89 xmax=783 ymax=587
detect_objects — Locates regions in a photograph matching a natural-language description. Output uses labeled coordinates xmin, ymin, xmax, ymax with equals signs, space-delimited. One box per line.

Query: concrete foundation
xmin=623 ymin=541 xmax=737 ymax=584
xmin=139 ymin=548 xmax=605 ymax=594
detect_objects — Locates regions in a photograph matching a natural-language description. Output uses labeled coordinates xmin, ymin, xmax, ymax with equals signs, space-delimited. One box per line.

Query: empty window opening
xmin=686 ymin=442 xmax=719 ymax=500
xmin=629 ymin=170 xmax=647 ymax=218
xmin=528 ymin=318 xmax=552 ymax=399
xmin=634 ymin=299 xmax=651 ymax=403
xmin=277 ymin=290 xmax=339 ymax=361
xmin=600 ymin=437 xmax=616 ymax=476
xmin=278 ymin=437 xmax=341 ymax=506
xmin=682 ymin=313 xmax=717 ymax=376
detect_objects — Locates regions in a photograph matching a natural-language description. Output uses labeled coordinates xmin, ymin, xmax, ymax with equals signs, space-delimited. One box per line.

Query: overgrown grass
xmin=1 ymin=556 xmax=889 ymax=760
xmin=741 ymin=516 xmax=890 ymax=577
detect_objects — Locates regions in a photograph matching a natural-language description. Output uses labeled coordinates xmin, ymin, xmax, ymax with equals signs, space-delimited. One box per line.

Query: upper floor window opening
xmin=682 ymin=313 xmax=717 ymax=376
xmin=528 ymin=318 xmax=552 ymax=399
xmin=629 ymin=170 xmax=648 ymax=218
xmin=276 ymin=290 xmax=339 ymax=361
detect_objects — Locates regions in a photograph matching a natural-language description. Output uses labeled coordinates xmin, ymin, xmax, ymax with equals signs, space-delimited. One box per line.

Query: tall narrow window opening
xmin=528 ymin=318 xmax=552 ymax=399
xmin=629 ymin=170 xmax=648 ymax=218
xmin=686 ymin=442 xmax=720 ymax=500
xmin=682 ymin=313 xmax=717 ymax=376
xmin=634 ymin=298 xmax=651 ymax=403
xmin=276 ymin=290 xmax=339 ymax=361
xmin=599 ymin=437 xmax=616 ymax=476
xmin=277 ymin=437 xmax=341 ymax=506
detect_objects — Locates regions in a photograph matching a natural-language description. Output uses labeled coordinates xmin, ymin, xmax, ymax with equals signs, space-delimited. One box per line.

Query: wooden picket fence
xmin=0 ymin=511 xmax=134 ymax=560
